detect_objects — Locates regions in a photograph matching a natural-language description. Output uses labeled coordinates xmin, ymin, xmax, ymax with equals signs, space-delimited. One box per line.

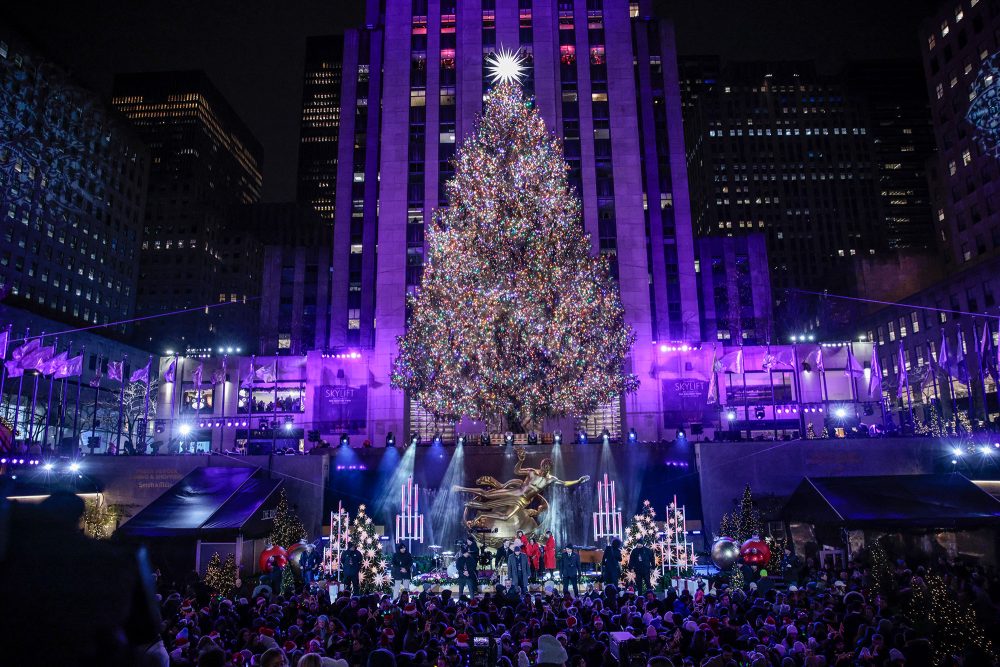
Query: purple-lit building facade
xmin=324 ymin=0 xmax=698 ymax=442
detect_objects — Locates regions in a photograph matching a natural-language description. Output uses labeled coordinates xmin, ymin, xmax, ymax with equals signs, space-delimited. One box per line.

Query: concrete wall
xmin=696 ymin=437 xmax=944 ymax=538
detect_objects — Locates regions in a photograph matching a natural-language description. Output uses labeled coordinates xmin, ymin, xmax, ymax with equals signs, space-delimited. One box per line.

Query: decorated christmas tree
xmin=349 ymin=504 xmax=390 ymax=593
xmin=204 ymin=552 xmax=239 ymax=597
xmin=281 ymin=562 xmax=298 ymax=596
xmin=906 ymin=572 xmax=993 ymax=662
xmin=269 ymin=488 xmax=307 ymax=548
xmin=620 ymin=500 xmax=657 ymax=587
xmin=736 ymin=484 xmax=762 ymax=542
xmin=391 ymin=49 xmax=638 ymax=432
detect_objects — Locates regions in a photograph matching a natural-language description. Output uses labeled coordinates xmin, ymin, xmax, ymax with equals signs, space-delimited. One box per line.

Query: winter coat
xmin=391 ymin=550 xmax=413 ymax=580
xmin=524 ymin=542 xmax=541 ymax=569
xmin=507 ymin=552 xmax=530 ymax=590
xmin=602 ymin=545 xmax=622 ymax=581
xmin=628 ymin=545 xmax=653 ymax=573
xmin=543 ymin=536 xmax=557 ymax=569
xmin=341 ymin=548 xmax=362 ymax=576
xmin=456 ymin=554 xmax=477 ymax=580
xmin=559 ymin=550 xmax=580 ymax=579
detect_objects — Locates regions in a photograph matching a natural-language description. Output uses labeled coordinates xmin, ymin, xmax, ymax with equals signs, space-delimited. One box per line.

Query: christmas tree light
xmin=391 ymin=76 xmax=638 ymax=431
xmin=349 ymin=504 xmax=391 ymax=593
xmin=268 ymin=489 xmax=307 ymax=548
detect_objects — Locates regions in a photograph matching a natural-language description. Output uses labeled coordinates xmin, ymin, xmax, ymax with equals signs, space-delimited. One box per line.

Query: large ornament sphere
xmin=711 ymin=537 xmax=740 ymax=570
xmin=740 ymin=536 xmax=771 ymax=566
xmin=259 ymin=545 xmax=288 ymax=573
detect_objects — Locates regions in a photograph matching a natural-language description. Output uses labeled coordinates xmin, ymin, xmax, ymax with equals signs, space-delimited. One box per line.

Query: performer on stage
xmin=507 ymin=543 xmax=530 ymax=593
xmin=601 ymin=538 xmax=622 ymax=587
xmin=456 ymin=546 xmax=478 ymax=598
xmin=301 ymin=544 xmax=322 ymax=584
xmin=340 ymin=543 xmax=362 ymax=593
xmin=628 ymin=540 xmax=654 ymax=595
xmin=559 ymin=543 xmax=580 ymax=597
xmin=543 ymin=530 xmax=557 ymax=574
xmin=516 ymin=530 xmax=528 ymax=548
xmin=525 ymin=535 xmax=541 ymax=581
xmin=391 ymin=543 xmax=413 ymax=598
xmin=462 ymin=535 xmax=480 ymax=564
xmin=494 ymin=541 xmax=510 ymax=570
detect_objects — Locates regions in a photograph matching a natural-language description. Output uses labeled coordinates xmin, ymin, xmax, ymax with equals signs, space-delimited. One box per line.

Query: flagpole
xmin=819 ymin=346 xmax=830 ymax=420
xmin=847 ymin=342 xmax=860 ymax=422
xmin=219 ymin=354 xmax=228 ymax=454
xmin=0 ymin=324 xmax=11 ymax=418
xmin=248 ymin=354 xmax=256 ymax=451
xmin=960 ymin=324 xmax=976 ymax=429
xmin=55 ymin=347 xmax=69 ymax=450
xmin=41 ymin=339 xmax=58 ymax=451
xmin=740 ymin=346 xmax=748 ymax=440
xmin=11 ymin=327 xmax=29 ymax=447
xmin=71 ymin=345 xmax=85 ymax=449
xmin=767 ymin=345 xmax=778 ymax=440
xmin=141 ymin=355 xmax=153 ymax=455
xmin=791 ymin=344 xmax=805 ymax=436
xmin=945 ymin=334 xmax=958 ymax=430
xmin=116 ymin=355 xmax=128 ymax=455
xmin=272 ymin=361 xmax=278 ymax=452
xmin=981 ymin=320 xmax=994 ymax=426
xmin=28 ymin=371 xmax=40 ymax=447
xmin=902 ymin=343 xmax=914 ymax=431
xmin=927 ymin=341 xmax=942 ymax=428
xmin=91 ymin=356 xmax=102 ymax=453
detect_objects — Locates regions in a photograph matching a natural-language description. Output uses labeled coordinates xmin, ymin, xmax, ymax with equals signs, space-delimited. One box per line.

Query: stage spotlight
xmin=578 ymin=430 xmax=587 ymax=445
xmin=432 ymin=432 xmax=443 ymax=446
xmin=953 ymin=447 xmax=963 ymax=456
xmin=258 ymin=419 xmax=270 ymax=430
xmin=754 ymin=406 xmax=765 ymax=420
xmin=178 ymin=423 xmax=193 ymax=437
xmin=284 ymin=422 xmax=294 ymax=431
xmin=68 ymin=462 xmax=80 ymax=473
xmin=457 ymin=434 xmax=466 ymax=446
xmin=504 ymin=432 xmax=514 ymax=445
xmin=676 ymin=428 xmax=686 ymax=440
xmin=726 ymin=410 xmax=737 ymax=421
xmin=340 ymin=434 xmax=350 ymax=447
xmin=628 ymin=427 xmax=637 ymax=444
xmin=982 ymin=446 xmax=994 ymax=456
xmin=553 ymin=430 xmax=562 ymax=445
xmin=43 ymin=462 xmax=54 ymax=471
xmin=386 ymin=432 xmax=396 ymax=447
xmin=410 ymin=432 xmax=420 ymax=447
xmin=601 ymin=429 xmax=611 ymax=445
xmin=835 ymin=408 xmax=847 ymax=418
xmin=527 ymin=431 xmax=538 ymax=445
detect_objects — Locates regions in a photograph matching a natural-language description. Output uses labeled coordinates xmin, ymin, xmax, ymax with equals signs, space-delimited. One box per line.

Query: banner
xmin=314 ymin=384 xmax=367 ymax=434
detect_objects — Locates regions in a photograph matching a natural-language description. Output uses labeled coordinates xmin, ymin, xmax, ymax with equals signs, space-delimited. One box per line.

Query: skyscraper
xmin=297 ymin=36 xmax=345 ymax=222
xmin=681 ymin=59 xmax=886 ymax=301
xmin=0 ymin=30 xmax=147 ymax=334
xmin=329 ymin=0 xmax=697 ymax=440
xmin=112 ymin=71 xmax=263 ymax=351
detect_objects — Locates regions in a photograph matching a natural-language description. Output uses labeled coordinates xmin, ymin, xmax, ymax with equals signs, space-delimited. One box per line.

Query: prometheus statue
xmin=453 ymin=446 xmax=590 ymax=541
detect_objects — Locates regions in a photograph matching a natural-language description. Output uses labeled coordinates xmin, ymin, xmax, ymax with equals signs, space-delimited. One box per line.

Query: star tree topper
xmin=486 ymin=47 xmax=526 ymax=86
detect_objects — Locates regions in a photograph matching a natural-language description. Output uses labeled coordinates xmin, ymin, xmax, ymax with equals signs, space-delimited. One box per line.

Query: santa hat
xmin=403 ymin=603 xmax=418 ymax=616
xmin=309 ymin=639 xmax=323 ymax=653
xmin=174 ymin=628 xmax=189 ymax=647
xmin=259 ymin=627 xmax=275 ymax=637
xmin=232 ymin=653 xmax=245 ymax=666
xmin=565 ymin=616 xmax=578 ymax=628
xmin=284 ymin=641 xmax=298 ymax=652
xmin=444 ymin=627 xmax=457 ymax=640
xmin=456 ymin=633 xmax=469 ymax=647
xmin=383 ymin=628 xmax=396 ymax=639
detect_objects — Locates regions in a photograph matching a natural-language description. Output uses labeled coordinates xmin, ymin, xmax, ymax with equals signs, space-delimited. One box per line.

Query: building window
xmin=278 ymin=334 xmax=291 ymax=349
xmin=962 ymin=148 xmax=972 ymax=165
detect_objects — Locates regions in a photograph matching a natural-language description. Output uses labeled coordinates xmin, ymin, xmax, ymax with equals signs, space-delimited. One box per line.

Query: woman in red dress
xmin=525 ymin=535 xmax=542 ymax=580
xmin=543 ymin=530 xmax=557 ymax=572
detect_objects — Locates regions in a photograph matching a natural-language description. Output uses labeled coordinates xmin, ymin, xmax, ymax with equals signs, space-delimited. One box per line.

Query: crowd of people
xmin=148 ymin=544 xmax=999 ymax=667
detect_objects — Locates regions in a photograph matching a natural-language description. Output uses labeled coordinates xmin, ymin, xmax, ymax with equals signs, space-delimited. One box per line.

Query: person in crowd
xmin=601 ymin=537 xmax=622 ymax=587
xmin=525 ymin=535 xmax=542 ymax=581
xmin=559 ymin=543 xmax=581 ymax=597
xmin=507 ymin=543 xmax=531 ymax=593
xmin=781 ymin=545 xmax=802 ymax=585
xmin=543 ymin=530 xmax=557 ymax=574
xmin=628 ymin=540 xmax=654 ymax=595
xmin=455 ymin=546 xmax=478 ymax=598
xmin=301 ymin=544 xmax=322 ymax=584
xmin=391 ymin=543 xmax=413 ymax=598
xmin=340 ymin=541 xmax=363 ymax=593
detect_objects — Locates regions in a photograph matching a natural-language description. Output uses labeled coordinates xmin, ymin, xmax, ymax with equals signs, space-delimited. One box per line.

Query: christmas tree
xmin=349 ymin=504 xmax=390 ymax=593
xmin=620 ymin=500 xmax=657 ymax=587
xmin=204 ymin=552 xmax=239 ymax=597
xmin=906 ymin=572 xmax=993 ymax=662
xmin=736 ymin=484 xmax=762 ymax=542
xmin=281 ymin=563 xmax=298 ymax=596
xmin=391 ymin=50 xmax=638 ymax=432
xmin=269 ymin=488 xmax=307 ymax=548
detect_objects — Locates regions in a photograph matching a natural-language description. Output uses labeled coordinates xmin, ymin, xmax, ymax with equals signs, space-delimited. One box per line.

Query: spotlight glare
xmin=68 ymin=462 xmax=81 ymax=472
xmin=953 ymin=447 xmax=963 ymax=456
xmin=835 ymin=408 xmax=847 ymax=418
xmin=982 ymin=447 xmax=994 ymax=456
xmin=43 ymin=462 xmax=54 ymax=471
xmin=178 ymin=423 xmax=193 ymax=436
xmin=726 ymin=411 xmax=737 ymax=421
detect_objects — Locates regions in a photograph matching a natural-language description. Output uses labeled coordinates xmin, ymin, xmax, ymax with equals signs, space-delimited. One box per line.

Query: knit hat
xmin=537 ymin=634 xmax=569 ymax=665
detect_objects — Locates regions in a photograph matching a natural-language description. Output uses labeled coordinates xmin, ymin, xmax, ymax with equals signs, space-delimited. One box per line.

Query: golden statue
xmin=453 ymin=446 xmax=590 ymax=541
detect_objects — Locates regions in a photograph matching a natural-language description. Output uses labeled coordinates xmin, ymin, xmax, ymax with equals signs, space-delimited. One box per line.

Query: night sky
xmin=7 ymin=0 xmax=938 ymax=202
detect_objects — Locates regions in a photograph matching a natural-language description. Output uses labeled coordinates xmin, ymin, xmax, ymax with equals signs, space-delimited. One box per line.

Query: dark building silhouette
xmin=0 ymin=30 xmax=148 ymax=335
xmin=297 ymin=35 xmax=345 ymax=223
xmin=112 ymin=71 xmax=263 ymax=352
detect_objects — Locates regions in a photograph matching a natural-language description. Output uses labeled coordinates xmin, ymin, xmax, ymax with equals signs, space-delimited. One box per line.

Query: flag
xmin=89 ymin=371 xmax=103 ymax=388
xmin=256 ymin=363 xmax=276 ymax=384
xmin=368 ymin=368 xmax=384 ymax=390
xmin=954 ymin=332 xmax=969 ymax=384
xmin=0 ymin=327 xmax=9 ymax=360
xmin=130 ymin=360 xmax=150 ymax=383
xmin=979 ymin=322 xmax=996 ymax=382
xmin=163 ymin=357 xmax=177 ymax=383
xmin=192 ymin=363 xmax=204 ymax=387
xmin=844 ymin=345 xmax=865 ymax=377
xmin=39 ymin=350 xmax=69 ymax=376
xmin=706 ymin=346 xmax=719 ymax=404
xmin=21 ymin=344 xmax=55 ymax=371
xmin=773 ymin=348 xmax=795 ymax=369
xmin=210 ymin=367 xmax=226 ymax=385
xmin=803 ymin=346 xmax=824 ymax=373
xmin=10 ymin=338 xmax=40 ymax=362
xmin=896 ymin=342 xmax=908 ymax=401
xmin=241 ymin=362 xmax=255 ymax=388
xmin=0 ymin=420 xmax=12 ymax=451
xmin=108 ymin=360 xmax=124 ymax=382
xmin=6 ymin=362 xmax=24 ymax=378
xmin=937 ymin=331 xmax=951 ymax=377
xmin=868 ymin=345 xmax=881 ymax=398
xmin=761 ymin=350 xmax=777 ymax=371
xmin=55 ymin=354 xmax=83 ymax=379
xmin=720 ymin=348 xmax=744 ymax=374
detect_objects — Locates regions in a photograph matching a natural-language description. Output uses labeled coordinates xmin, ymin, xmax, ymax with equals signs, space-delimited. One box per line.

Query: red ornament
xmin=740 ymin=536 xmax=771 ymax=566
xmin=259 ymin=545 xmax=288 ymax=573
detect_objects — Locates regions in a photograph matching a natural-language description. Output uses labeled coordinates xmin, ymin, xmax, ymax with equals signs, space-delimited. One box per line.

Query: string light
xmin=392 ymin=80 xmax=638 ymax=428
